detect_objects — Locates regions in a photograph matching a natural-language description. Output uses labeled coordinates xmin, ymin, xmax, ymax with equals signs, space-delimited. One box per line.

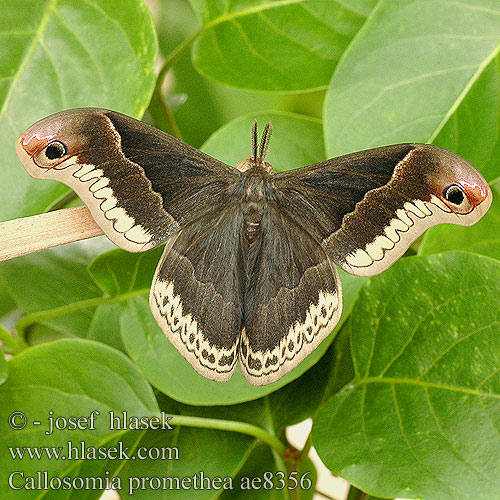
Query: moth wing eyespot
xmin=443 ymin=185 xmax=464 ymax=204
xmin=442 ymin=184 xmax=472 ymax=213
xmin=44 ymin=141 xmax=66 ymax=160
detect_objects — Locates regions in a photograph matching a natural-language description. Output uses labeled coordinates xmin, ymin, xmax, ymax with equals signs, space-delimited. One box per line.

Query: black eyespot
xmin=444 ymin=185 xmax=465 ymax=205
xmin=45 ymin=141 xmax=66 ymax=160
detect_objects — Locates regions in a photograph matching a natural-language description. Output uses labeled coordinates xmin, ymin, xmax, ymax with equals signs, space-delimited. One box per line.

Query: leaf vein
xmin=424 ymin=386 xmax=487 ymax=478
xmin=361 ymin=377 xmax=500 ymax=400
xmin=0 ymin=0 xmax=58 ymax=123
xmin=377 ymin=284 xmax=492 ymax=377
xmin=230 ymin=19 xmax=289 ymax=78
xmin=392 ymin=384 xmax=464 ymax=495
xmin=53 ymin=7 xmax=107 ymax=92
xmin=418 ymin=320 xmax=500 ymax=379
xmin=345 ymin=65 xmax=479 ymax=131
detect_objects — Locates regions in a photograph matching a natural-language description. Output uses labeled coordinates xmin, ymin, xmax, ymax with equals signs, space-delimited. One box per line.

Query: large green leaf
xmin=324 ymin=0 xmax=500 ymax=157
xmin=202 ymin=111 xmax=325 ymax=169
xmin=0 ymin=240 xmax=109 ymax=337
xmin=433 ymin=54 xmax=500 ymax=183
xmin=1 ymin=0 xmax=157 ymax=221
xmin=313 ymin=252 xmax=500 ymax=500
xmin=88 ymin=246 xmax=164 ymax=297
xmin=0 ymin=338 xmax=158 ymax=500
xmin=190 ymin=0 xmax=378 ymax=91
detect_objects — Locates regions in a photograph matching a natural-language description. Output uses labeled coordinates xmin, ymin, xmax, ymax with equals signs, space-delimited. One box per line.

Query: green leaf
xmin=419 ymin=185 xmax=500 ymax=261
xmin=0 ymin=241 xmax=107 ymax=337
xmin=0 ymin=338 xmax=158 ymax=500
xmin=313 ymin=252 xmax=500 ymax=500
xmin=86 ymin=246 xmax=164 ymax=352
xmin=201 ymin=111 xmax=325 ymax=170
xmin=191 ymin=0 xmax=378 ymax=91
xmin=324 ymin=0 xmax=500 ymax=157
xmin=21 ymin=323 xmax=69 ymax=345
xmin=321 ymin=317 xmax=356 ymax=400
xmin=433 ymin=54 xmax=500 ymax=183
xmin=121 ymin=267 xmax=364 ymax=406
xmin=0 ymin=274 xmax=16 ymax=319
xmin=88 ymin=246 xmax=164 ymax=297
xmin=87 ymin=304 xmax=126 ymax=354
xmin=1 ymin=0 xmax=158 ymax=221
xmin=115 ymin=426 xmax=251 ymax=500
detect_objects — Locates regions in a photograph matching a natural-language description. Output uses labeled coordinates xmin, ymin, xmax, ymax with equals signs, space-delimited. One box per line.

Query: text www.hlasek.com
xmin=9 ymin=441 xmax=179 ymax=461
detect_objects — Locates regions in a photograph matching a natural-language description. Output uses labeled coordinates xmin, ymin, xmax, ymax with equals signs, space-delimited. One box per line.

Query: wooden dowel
xmin=0 ymin=206 xmax=103 ymax=261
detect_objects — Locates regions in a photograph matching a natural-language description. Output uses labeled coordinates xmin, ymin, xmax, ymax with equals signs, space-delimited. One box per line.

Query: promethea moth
xmin=16 ymin=109 xmax=492 ymax=385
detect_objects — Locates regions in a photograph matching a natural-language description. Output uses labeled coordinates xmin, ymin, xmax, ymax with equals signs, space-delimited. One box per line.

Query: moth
xmin=16 ymin=109 xmax=492 ymax=385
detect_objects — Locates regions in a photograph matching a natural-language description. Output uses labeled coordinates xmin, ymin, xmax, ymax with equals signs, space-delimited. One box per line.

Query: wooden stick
xmin=0 ymin=206 xmax=103 ymax=261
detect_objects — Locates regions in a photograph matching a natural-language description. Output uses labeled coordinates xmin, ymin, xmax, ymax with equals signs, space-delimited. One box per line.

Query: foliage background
xmin=0 ymin=0 xmax=499 ymax=499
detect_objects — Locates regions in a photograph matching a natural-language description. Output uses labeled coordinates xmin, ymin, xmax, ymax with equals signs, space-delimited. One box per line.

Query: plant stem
xmin=157 ymin=28 xmax=204 ymax=89
xmin=15 ymin=288 xmax=148 ymax=337
xmin=46 ymin=190 xmax=78 ymax=212
xmin=298 ymin=430 xmax=313 ymax=462
xmin=149 ymin=89 xmax=184 ymax=139
xmin=314 ymin=489 xmax=339 ymax=500
xmin=270 ymin=447 xmax=291 ymax=500
xmin=149 ymin=27 xmax=205 ymax=138
xmin=490 ymin=175 xmax=500 ymax=188
xmin=168 ymin=414 xmax=286 ymax=455
xmin=0 ymin=322 xmax=28 ymax=353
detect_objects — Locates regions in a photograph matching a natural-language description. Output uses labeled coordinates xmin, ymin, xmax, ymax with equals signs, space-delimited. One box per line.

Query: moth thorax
xmin=235 ymin=156 xmax=274 ymax=174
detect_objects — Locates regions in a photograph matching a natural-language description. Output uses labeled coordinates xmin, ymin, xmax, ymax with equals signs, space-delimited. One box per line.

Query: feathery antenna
xmin=252 ymin=120 xmax=258 ymax=162
xmin=259 ymin=122 xmax=272 ymax=161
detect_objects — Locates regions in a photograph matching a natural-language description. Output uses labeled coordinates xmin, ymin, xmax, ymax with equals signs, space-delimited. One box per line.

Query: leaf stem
xmin=314 ymin=489 xmax=340 ymax=500
xmin=0 ymin=322 xmax=28 ymax=353
xmin=270 ymin=447 xmax=291 ymax=500
xmin=149 ymin=27 xmax=205 ymax=138
xmin=15 ymin=288 xmax=148 ymax=337
xmin=157 ymin=27 xmax=204 ymax=89
xmin=298 ymin=431 xmax=313 ymax=463
xmin=45 ymin=189 xmax=78 ymax=212
xmin=168 ymin=414 xmax=286 ymax=455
